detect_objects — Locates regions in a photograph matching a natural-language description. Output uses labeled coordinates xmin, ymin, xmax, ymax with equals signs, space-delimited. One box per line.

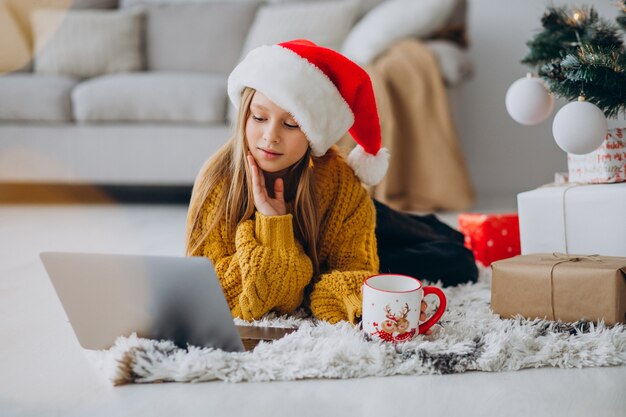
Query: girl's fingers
xmin=249 ymin=162 xmax=260 ymax=189
xmin=421 ymin=301 xmax=427 ymax=313
xmin=249 ymin=155 xmax=263 ymax=186
xmin=247 ymin=153 xmax=255 ymax=168
xmin=247 ymin=152 xmax=285 ymax=215
xmin=248 ymin=154 xmax=267 ymax=189
xmin=248 ymin=155 xmax=261 ymax=187
xmin=274 ymin=178 xmax=284 ymax=202
xmin=247 ymin=155 xmax=257 ymax=180
xmin=247 ymin=155 xmax=264 ymax=199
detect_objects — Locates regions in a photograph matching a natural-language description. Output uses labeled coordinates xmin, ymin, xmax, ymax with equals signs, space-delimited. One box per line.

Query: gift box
xmin=458 ymin=213 xmax=520 ymax=266
xmin=491 ymin=253 xmax=626 ymax=325
xmin=568 ymin=128 xmax=626 ymax=184
xmin=517 ymin=182 xmax=626 ymax=257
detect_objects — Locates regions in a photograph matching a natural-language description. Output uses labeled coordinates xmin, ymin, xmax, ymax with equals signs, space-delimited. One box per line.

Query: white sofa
xmin=0 ymin=0 xmax=471 ymax=186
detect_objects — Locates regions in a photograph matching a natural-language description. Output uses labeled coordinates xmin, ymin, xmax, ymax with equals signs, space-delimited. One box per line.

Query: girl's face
xmin=245 ymin=91 xmax=310 ymax=173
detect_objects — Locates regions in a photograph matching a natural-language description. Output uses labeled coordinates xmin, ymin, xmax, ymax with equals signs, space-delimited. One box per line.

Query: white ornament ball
xmin=505 ymin=76 xmax=555 ymax=125
xmin=552 ymin=100 xmax=607 ymax=154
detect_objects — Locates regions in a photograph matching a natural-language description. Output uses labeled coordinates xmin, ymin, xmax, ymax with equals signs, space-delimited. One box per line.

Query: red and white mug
xmin=362 ymin=274 xmax=447 ymax=343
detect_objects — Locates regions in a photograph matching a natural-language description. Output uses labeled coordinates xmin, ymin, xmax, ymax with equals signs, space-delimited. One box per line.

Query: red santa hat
xmin=227 ymin=39 xmax=389 ymax=186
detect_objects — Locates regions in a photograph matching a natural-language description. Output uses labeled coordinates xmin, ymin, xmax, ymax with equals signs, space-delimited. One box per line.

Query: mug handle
xmin=418 ymin=286 xmax=447 ymax=334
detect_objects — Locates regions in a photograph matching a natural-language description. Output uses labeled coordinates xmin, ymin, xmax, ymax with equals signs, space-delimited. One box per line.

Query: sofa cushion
xmin=356 ymin=0 xmax=386 ymax=18
xmin=265 ymin=0 xmax=385 ymax=21
xmin=32 ymin=8 xmax=143 ymax=79
xmin=239 ymin=0 xmax=360 ymax=59
xmin=122 ymin=0 xmax=239 ymax=5
xmin=5 ymin=1 xmax=121 ymax=74
xmin=123 ymin=1 xmax=260 ymax=74
xmin=341 ymin=0 xmax=459 ymax=66
xmin=0 ymin=74 xmax=78 ymax=122
xmin=0 ymin=2 xmax=31 ymax=74
xmin=7 ymin=0 xmax=119 ymax=48
xmin=72 ymin=72 xmax=228 ymax=123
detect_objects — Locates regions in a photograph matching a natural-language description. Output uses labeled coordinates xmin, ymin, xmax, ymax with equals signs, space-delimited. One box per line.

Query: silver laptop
xmin=40 ymin=251 xmax=246 ymax=352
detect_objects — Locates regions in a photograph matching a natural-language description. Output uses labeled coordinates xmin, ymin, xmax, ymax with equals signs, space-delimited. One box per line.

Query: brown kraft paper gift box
xmin=491 ymin=253 xmax=626 ymax=325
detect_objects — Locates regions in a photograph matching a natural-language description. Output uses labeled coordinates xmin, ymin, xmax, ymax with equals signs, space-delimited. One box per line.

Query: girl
xmin=185 ymin=39 xmax=476 ymax=326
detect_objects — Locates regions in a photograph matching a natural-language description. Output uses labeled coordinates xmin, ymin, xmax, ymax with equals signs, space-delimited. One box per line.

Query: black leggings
xmin=374 ymin=199 xmax=478 ymax=287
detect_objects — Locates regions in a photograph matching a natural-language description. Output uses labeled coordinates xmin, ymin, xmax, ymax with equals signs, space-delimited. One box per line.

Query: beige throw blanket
xmin=341 ymin=38 xmax=475 ymax=212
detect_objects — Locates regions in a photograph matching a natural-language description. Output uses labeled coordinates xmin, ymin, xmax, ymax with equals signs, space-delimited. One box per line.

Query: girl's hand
xmin=247 ymin=153 xmax=287 ymax=216
xmin=421 ymin=300 xmax=432 ymax=335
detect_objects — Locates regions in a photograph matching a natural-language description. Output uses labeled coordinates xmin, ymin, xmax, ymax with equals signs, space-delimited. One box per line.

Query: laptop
xmin=40 ymin=251 xmax=295 ymax=352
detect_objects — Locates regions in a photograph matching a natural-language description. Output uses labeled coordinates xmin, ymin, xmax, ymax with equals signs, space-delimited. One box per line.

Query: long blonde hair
xmin=185 ymin=87 xmax=332 ymax=276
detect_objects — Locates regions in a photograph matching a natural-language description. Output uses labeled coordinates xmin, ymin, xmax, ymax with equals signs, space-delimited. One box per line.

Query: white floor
xmin=1 ymin=201 xmax=625 ymax=417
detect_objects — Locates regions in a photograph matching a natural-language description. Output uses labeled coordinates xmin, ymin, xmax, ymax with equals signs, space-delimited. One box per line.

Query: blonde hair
xmin=185 ymin=86 xmax=336 ymax=276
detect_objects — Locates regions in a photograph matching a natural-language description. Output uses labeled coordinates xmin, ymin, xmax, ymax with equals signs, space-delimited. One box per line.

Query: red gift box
xmin=458 ymin=213 xmax=521 ymax=267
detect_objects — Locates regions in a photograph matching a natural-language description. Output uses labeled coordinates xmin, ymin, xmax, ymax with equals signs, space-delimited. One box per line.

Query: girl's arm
xmin=309 ymin=190 xmax=379 ymax=324
xmin=203 ymin=211 xmax=314 ymax=321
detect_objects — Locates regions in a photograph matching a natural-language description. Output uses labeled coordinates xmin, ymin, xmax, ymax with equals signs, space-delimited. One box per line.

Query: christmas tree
xmin=522 ymin=1 xmax=626 ymax=118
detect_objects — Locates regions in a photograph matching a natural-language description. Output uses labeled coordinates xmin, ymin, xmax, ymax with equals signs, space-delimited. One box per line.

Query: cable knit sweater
xmin=196 ymin=153 xmax=379 ymax=324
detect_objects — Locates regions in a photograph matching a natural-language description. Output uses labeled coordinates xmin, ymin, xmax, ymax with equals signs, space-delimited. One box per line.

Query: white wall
xmin=452 ymin=0 xmax=624 ymax=200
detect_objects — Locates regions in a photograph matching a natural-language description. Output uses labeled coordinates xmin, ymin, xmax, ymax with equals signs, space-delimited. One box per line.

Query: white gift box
xmin=567 ymin=128 xmax=626 ymax=184
xmin=517 ymin=182 xmax=626 ymax=257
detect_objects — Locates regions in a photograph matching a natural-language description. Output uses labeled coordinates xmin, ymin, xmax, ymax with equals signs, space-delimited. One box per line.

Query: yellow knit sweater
xmin=196 ymin=153 xmax=379 ymax=324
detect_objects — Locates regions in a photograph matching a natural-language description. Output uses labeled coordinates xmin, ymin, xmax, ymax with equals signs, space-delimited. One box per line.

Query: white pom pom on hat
xmin=227 ymin=38 xmax=389 ymax=186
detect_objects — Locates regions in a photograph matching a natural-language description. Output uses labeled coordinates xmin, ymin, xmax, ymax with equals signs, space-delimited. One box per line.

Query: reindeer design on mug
xmin=371 ymin=303 xmax=417 ymax=342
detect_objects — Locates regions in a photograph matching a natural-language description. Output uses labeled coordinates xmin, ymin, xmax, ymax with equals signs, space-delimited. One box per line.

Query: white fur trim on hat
xmin=228 ymin=45 xmax=354 ymax=156
xmin=347 ymin=145 xmax=390 ymax=186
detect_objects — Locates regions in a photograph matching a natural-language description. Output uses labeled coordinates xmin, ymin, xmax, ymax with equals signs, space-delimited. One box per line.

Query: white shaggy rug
xmin=85 ymin=269 xmax=626 ymax=385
